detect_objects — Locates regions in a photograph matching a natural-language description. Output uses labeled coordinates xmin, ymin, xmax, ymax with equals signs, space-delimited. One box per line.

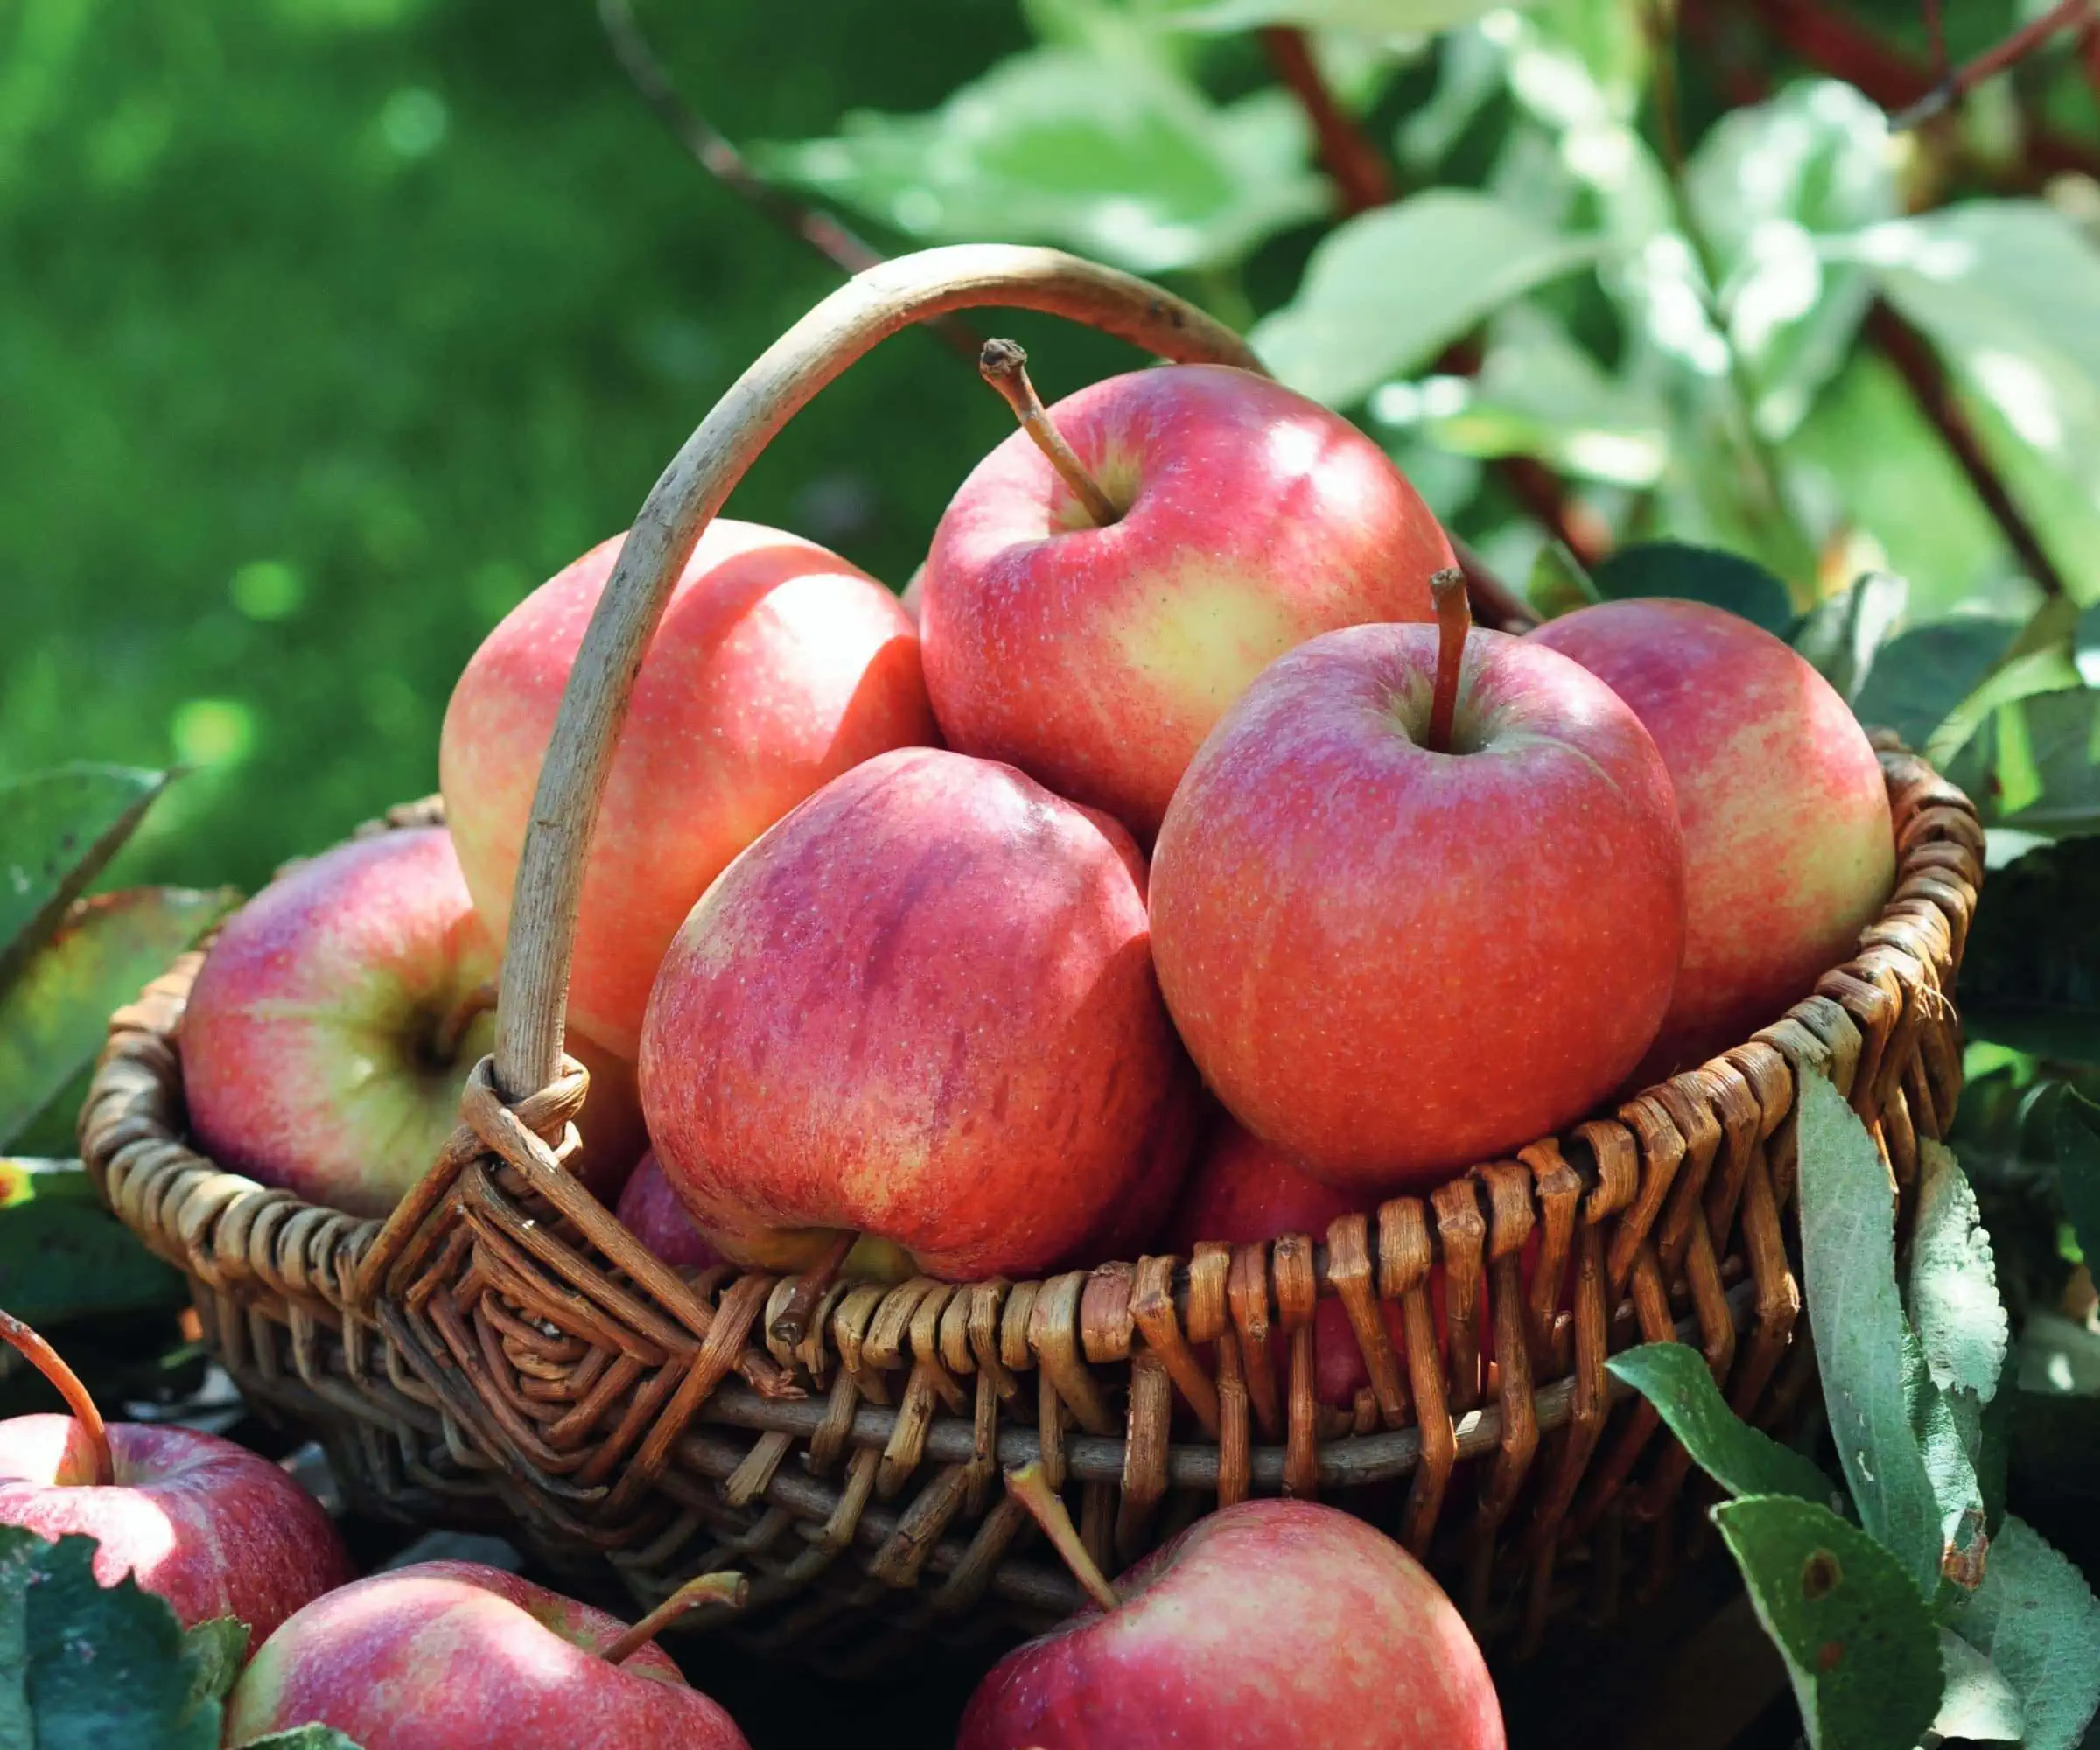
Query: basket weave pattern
xmin=81 ymin=746 xmax=1979 ymax=1664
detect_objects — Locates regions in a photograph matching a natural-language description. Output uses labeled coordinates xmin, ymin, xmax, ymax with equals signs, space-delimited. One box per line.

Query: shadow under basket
xmin=77 ymin=247 xmax=1984 ymax=1674
xmin=82 ymin=738 xmax=1981 ymax=1671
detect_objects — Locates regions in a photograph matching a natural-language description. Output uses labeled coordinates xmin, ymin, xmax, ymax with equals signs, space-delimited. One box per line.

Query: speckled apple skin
xmin=958 ymin=1500 xmax=1505 ymax=1750
xmin=640 ymin=747 xmax=1199 ymax=1283
xmin=614 ymin=1149 xmax=723 ymax=1271
xmin=1151 ymin=625 xmax=1685 ymax=1187
xmin=441 ymin=520 xmax=937 ymax=1060
xmin=922 ymin=365 xmax=1452 ymax=841
xmin=178 ymin=825 xmax=643 ymax=1218
xmin=225 ymin=1560 xmax=749 ymax=1749
xmin=0 ymin=1415 xmax=352 ymax=1655
xmin=1530 ymin=598 xmax=1895 ymax=1080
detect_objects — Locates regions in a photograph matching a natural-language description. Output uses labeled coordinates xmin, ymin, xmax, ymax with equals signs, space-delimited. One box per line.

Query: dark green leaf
xmin=1959 ymin=838 xmax=2100 ymax=1061
xmin=0 ymin=886 xmax=235 ymax=1148
xmin=1606 ymin=1342 xmax=1839 ymax=1506
xmin=1587 ymin=541 xmax=1797 ymax=637
xmin=1904 ymin=1142 xmax=2007 ymax=1403
xmin=183 ymin=1616 xmax=249 ymax=1709
xmin=1932 ymin=1629 xmax=2024 ymax=1742
xmin=1250 ymin=190 xmax=1598 ymax=407
xmin=1795 ymin=1071 xmax=1947 ymax=1596
xmin=0 ymin=766 xmax=171 ymax=988
xmin=0 ymin=1195 xmax=186 ymax=1327
xmin=0 ymin=1158 xmax=102 ymax=1211
xmin=234 ymin=1727 xmax=366 ymax=1750
xmin=1791 ymin=571 xmax=1908 ymax=704
xmin=1947 ymin=686 xmax=2100 ymax=838
xmin=756 ymin=48 xmax=1326 ymax=277
xmin=1846 ymin=618 xmax=2022 ymax=751
xmin=0 ymin=1528 xmax=221 ymax=1748
xmin=1712 ymin=1494 xmax=1941 ymax=1750
xmin=1947 ymin=1514 xmax=2100 ymax=1750
xmin=2053 ymin=1088 xmax=2100 ymax=1264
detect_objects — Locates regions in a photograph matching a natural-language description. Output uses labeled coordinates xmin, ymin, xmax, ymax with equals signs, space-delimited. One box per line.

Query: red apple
xmin=639 ymin=746 xmax=1198 ymax=1283
xmin=1150 ymin=604 xmax=1684 ymax=1188
xmin=441 ymin=520 xmax=937 ymax=1060
xmin=0 ymin=1316 xmax=350 ymax=1656
xmin=1529 ymin=597 xmax=1895 ymax=1078
xmin=921 ymin=364 xmax=1452 ymax=840
xmin=180 ymin=826 xmax=643 ymax=1220
xmin=222 ymin=1561 xmax=750 ymax=1749
xmin=615 ymin=1150 xmax=723 ymax=1273
xmin=961 ymin=1479 xmax=1503 ymax=1749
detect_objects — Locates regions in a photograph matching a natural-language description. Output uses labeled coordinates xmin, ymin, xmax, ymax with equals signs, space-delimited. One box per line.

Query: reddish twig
xmin=1889 ymin=0 xmax=2096 ymax=130
xmin=1259 ymin=27 xmax=1394 ymax=214
xmin=1865 ymin=301 xmax=2068 ymax=598
xmin=1923 ymin=0 xmax=1948 ymax=81
xmin=595 ymin=0 xmax=984 ymax=362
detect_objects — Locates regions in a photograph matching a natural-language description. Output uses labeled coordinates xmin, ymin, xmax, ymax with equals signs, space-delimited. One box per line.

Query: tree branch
xmin=1259 ymin=27 xmax=1394 ymax=214
xmin=1889 ymin=0 xmax=2096 ymax=131
xmin=1864 ymin=301 xmax=2068 ymax=598
xmin=595 ymin=0 xmax=984 ymax=363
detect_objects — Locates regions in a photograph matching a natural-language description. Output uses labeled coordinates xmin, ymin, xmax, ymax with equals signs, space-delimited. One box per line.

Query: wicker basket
xmin=81 ymin=245 xmax=1984 ymax=1672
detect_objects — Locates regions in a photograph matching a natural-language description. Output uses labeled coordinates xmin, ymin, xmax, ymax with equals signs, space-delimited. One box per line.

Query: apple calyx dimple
xmin=424 ymin=976 xmax=499 ymax=1071
xmin=977 ymin=340 xmax=1122 ymax=529
xmin=1003 ymin=1460 xmax=1124 ymax=1614
xmin=1425 ymin=566 xmax=1471 ymax=757
xmin=0 ymin=1307 xmax=112 ymax=1488
xmin=598 ymin=1570 xmax=748 ymax=1667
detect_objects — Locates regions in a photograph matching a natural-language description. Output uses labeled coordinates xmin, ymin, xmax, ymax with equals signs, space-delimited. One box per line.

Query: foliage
xmin=1613 ymin=1073 xmax=2100 ymax=1749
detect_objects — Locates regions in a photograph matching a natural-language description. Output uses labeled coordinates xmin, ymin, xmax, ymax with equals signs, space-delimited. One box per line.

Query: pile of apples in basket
xmin=9 ymin=348 xmax=1898 ymax=1748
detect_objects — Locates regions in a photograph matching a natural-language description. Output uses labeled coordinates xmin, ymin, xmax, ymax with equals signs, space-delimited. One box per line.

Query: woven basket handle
xmin=489 ymin=246 xmax=1260 ymax=1099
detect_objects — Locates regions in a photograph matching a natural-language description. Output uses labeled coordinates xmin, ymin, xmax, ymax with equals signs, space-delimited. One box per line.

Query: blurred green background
xmin=0 ymin=0 xmax=1074 ymax=892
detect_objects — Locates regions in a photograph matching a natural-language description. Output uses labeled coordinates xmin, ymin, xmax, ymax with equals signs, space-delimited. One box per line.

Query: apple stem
xmin=1004 ymin=1460 xmax=1123 ymax=1614
xmin=430 ymin=977 xmax=500 ymax=1065
xmin=1425 ymin=565 xmax=1471 ymax=756
xmin=768 ymin=1228 xmax=860 ymax=1347
xmin=978 ymin=340 xmax=1120 ymax=528
xmin=600 ymin=1571 xmax=748 ymax=1665
xmin=0 ymin=1309 xmax=112 ymax=1487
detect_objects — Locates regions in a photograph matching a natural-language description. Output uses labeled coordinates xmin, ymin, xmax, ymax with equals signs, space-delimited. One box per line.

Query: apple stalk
xmin=0 ymin=1308 xmax=112 ymax=1487
xmin=1426 ymin=566 xmax=1469 ymax=756
xmin=1003 ymin=1460 xmax=1123 ymax=1614
xmin=599 ymin=1570 xmax=749 ymax=1666
xmin=768 ymin=1227 xmax=861 ymax=1347
xmin=977 ymin=340 xmax=1120 ymax=528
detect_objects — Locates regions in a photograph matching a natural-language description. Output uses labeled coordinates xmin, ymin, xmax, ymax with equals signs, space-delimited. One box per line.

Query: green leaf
xmin=1587 ymin=541 xmax=1797 ymax=636
xmin=1790 ymin=571 xmax=1908 ymax=704
xmin=1957 ymin=837 xmax=2100 ymax=1061
xmin=756 ymin=48 xmax=1327 ymax=276
xmin=1970 ymin=687 xmax=2100 ymax=839
xmin=1947 ymin=1514 xmax=2100 ymax=1750
xmin=0 ymin=765 xmax=171 ymax=988
xmin=234 ymin=1727 xmax=366 ymax=1750
xmin=1794 ymin=1070 xmax=1945 ymax=1597
xmin=1932 ymin=1628 xmax=2024 ymax=1742
xmin=1250 ymin=190 xmax=1598 ymax=407
xmin=1847 ymin=617 xmax=2022 ymax=753
xmin=0 ymin=886 xmax=235 ymax=1149
xmin=1903 ymin=1142 xmax=2007 ymax=1404
xmin=0 ymin=1194 xmax=186 ymax=1327
xmin=0 ymin=1528 xmax=221 ymax=1748
xmin=1867 ymin=200 xmax=2100 ymax=604
xmin=1712 ymin=1495 xmax=1941 ymax=1750
xmin=182 ymin=1616 xmax=249 ymax=1710
xmin=1527 ymin=537 xmax=1602 ymax=620
xmin=1163 ymin=0 xmax=1533 ymax=31
xmin=2052 ymin=1089 xmax=2100 ymax=1270
xmin=1606 ymin=1342 xmax=1839 ymax=1506
xmin=1684 ymin=80 xmax=1896 ymax=440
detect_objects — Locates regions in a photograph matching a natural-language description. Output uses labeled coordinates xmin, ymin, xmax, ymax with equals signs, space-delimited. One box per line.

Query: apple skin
xmin=179 ymin=826 xmax=644 ymax=1220
xmin=1529 ymin=598 xmax=1895 ymax=1079
xmin=1151 ymin=623 xmax=1684 ymax=1188
xmin=958 ymin=1498 xmax=1504 ymax=1749
xmin=223 ymin=1560 xmax=750 ymax=1749
xmin=441 ymin=520 xmax=937 ymax=1060
xmin=639 ymin=746 xmax=1199 ymax=1283
xmin=921 ymin=364 xmax=1452 ymax=840
xmin=614 ymin=1149 xmax=724 ymax=1272
xmin=0 ymin=1415 xmax=353 ymax=1656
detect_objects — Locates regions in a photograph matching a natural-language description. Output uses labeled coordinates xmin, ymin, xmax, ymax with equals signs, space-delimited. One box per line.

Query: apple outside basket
xmin=80 ymin=245 xmax=1984 ymax=1672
